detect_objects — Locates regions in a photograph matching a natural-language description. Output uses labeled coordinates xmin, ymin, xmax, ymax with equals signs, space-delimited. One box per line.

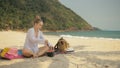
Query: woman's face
xmin=35 ymin=21 xmax=43 ymax=30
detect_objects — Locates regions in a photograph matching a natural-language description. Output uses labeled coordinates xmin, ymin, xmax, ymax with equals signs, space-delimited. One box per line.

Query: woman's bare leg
xmin=22 ymin=49 xmax=34 ymax=58
xmin=37 ymin=45 xmax=49 ymax=57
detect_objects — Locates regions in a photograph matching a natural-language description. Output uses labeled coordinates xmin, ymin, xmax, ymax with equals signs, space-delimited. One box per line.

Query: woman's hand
xmin=33 ymin=54 xmax=38 ymax=58
xmin=45 ymin=40 xmax=48 ymax=44
xmin=49 ymin=46 xmax=54 ymax=51
xmin=44 ymin=40 xmax=54 ymax=51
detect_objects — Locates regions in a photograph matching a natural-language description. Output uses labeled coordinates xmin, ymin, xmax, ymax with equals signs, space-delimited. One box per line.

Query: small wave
xmin=60 ymin=35 xmax=120 ymax=40
xmin=60 ymin=35 xmax=73 ymax=38
xmin=60 ymin=35 xmax=90 ymax=39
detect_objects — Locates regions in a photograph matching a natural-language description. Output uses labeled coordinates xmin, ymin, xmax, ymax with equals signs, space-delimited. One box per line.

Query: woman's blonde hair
xmin=34 ymin=19 xmax=42 ymax=25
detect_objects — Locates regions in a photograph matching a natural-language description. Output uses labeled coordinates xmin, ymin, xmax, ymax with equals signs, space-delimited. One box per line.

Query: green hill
xmin=0 ymin=0 xmax=93 ymax=31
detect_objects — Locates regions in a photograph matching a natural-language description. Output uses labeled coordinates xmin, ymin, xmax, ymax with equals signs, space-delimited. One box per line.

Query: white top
xmin=24 ymin=28 xmax=45 ymax=53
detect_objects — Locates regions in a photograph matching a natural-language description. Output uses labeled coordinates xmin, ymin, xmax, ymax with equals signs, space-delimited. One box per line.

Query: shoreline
xmin=1 ymin=30 xmax=120 ymax=40
xmin=44 ymin=30 xmax=120 ymax=40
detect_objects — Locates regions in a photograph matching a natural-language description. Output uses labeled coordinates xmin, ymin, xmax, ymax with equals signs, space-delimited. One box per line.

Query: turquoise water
xmin=44 ymin=31 xmax=120 ymax=39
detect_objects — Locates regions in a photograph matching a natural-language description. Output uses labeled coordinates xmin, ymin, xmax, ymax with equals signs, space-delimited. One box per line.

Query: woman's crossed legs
xmin=22 ymin=45 xmax=49 ymax=58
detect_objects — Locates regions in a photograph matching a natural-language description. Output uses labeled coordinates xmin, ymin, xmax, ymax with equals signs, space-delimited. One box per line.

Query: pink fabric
xmin=7 ymin=48 xmax=18 ymax=56
xmin=4 ymin=48 xmax=23 ymax=60
xmin=5 ymin=53 xmax=23 ymax=60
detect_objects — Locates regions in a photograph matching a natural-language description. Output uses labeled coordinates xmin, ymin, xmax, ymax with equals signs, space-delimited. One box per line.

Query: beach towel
xmin=0 ymin=48 xmax=23 ymax=60
xmin=0 ymin=48 xmax=9 ymax=57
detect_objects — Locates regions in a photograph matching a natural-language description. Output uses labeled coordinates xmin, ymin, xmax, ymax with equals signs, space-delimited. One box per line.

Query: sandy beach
xmin=0 ymin=31 xmax=120 ymax=68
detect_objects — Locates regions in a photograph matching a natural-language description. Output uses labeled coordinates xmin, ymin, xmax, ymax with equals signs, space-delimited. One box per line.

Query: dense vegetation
xmin=0 ymin=0 xmax=93 ymax=31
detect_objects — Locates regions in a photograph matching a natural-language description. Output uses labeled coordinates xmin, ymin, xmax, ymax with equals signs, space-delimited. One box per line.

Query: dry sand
xmin=0 ymin=31 xmax=120 ymax=68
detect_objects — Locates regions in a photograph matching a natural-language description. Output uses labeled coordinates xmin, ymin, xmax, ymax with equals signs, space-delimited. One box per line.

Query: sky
xmin=59 ymin=0 xmax=120 ymax=31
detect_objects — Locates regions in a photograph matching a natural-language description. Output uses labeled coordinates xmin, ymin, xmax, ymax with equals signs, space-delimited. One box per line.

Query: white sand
xmin=0 ymin=31 xmax=120 ymax=68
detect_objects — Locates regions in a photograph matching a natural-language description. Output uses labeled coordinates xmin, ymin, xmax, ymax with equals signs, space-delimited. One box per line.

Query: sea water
xmin=44 ymin=30 xmax=120 ymax=40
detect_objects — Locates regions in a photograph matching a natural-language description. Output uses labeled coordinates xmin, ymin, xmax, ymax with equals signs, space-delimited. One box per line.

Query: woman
xmin=22 ymin=18 xmax=51 ymax=58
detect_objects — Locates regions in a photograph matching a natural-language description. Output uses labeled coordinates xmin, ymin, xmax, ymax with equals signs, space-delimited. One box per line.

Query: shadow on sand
xmin=0 ymin=45 xmax=120 ymax=68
